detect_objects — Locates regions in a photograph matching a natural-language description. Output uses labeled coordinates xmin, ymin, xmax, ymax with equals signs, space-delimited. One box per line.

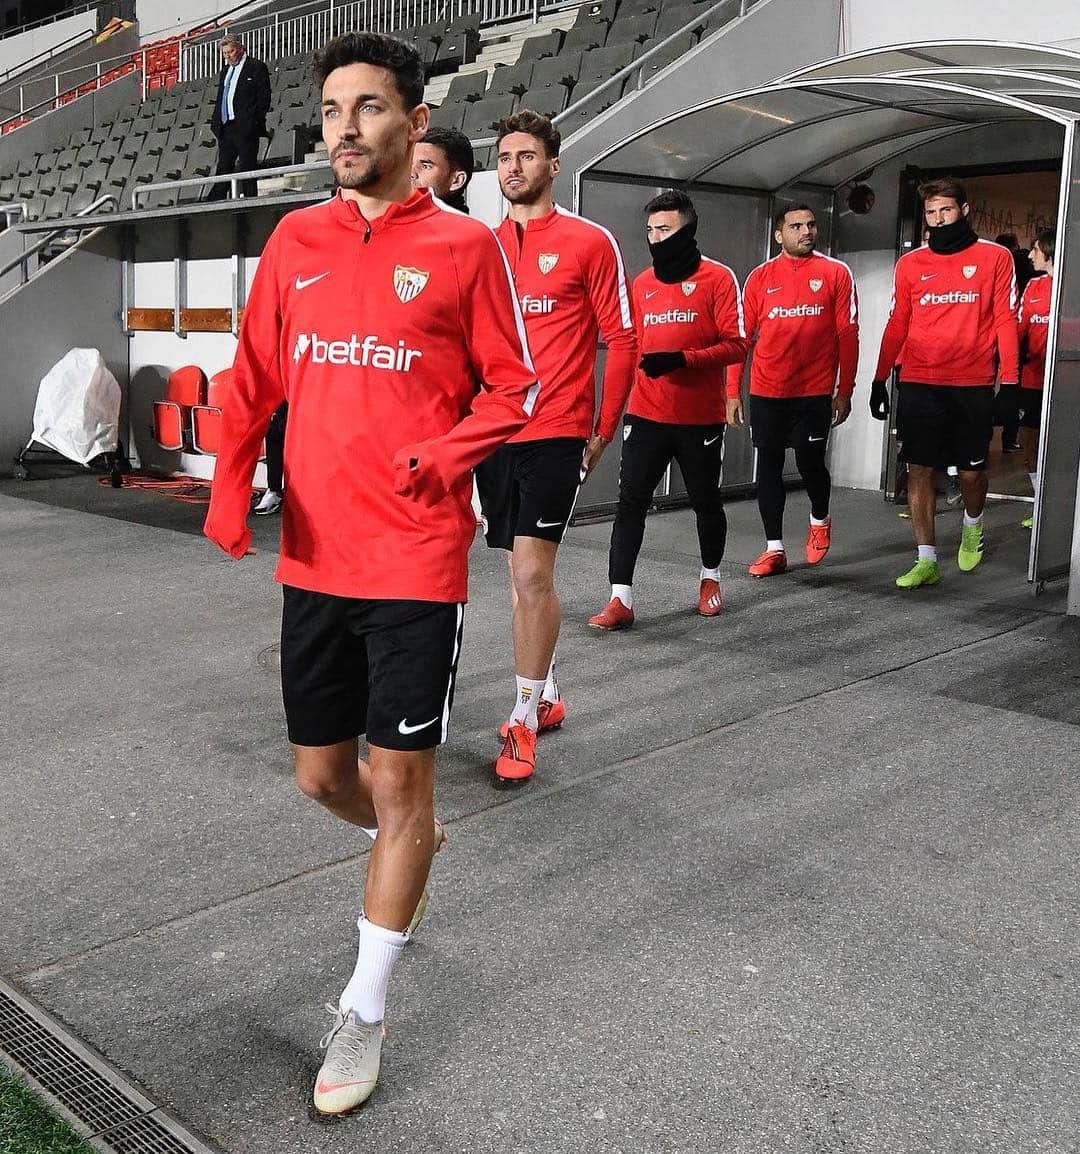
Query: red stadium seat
xmin=152 ymin=364 xmax=206 ymax=450
xmin=190 ymin=368 xmax=234 ymax=455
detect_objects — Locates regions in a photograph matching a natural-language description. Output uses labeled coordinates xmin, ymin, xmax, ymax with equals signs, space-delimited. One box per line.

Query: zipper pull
xmin=363 ymin=224 xmax=371 ymax=245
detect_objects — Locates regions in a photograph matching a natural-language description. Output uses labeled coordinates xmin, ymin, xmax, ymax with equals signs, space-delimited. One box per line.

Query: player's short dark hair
xmin=314 ymin=32 xmax=425 ymax=110
xmin=918 ymin=176 xmax=967 ymax=207
xmin=496 ymin=109 xmax=561 ymax=157
xmin=1034 ymin=227 xmax=1056 ymax=263
xmin=774 ymin=203 xmax=815 ymax=230
xmin=422 ymin=126 xmax=474 ymax=183
xmin=644 ymin=189 xmax=697 ymax=228
xmin=995 ymin=233 xmax=1019 ymax=250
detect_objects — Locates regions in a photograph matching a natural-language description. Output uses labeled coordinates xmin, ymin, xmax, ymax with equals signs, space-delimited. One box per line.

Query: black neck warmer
xmin=927 ymin=218 xmax=978 ymax=255
xmin=649 ymin=222 xmax=701 ymax=283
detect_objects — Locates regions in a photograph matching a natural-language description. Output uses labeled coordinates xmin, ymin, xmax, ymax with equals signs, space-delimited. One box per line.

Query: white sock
xmin=1029 ymin=471 xmax=1038 ymax=492
xmin=947 ymin=465 xmax=958 ymax=478
xmin=541 ymin=657 xmax=560 ymax=704
xmin=809 ymin=514 xmax=829 ymax=526
xmin=962 ymin=511 xmax=983 ymax=527
xmin=611 ymin=583 xmax=633 ymax=610
xmin=918 ymin=544 xmax=937 ymax=563
xmin=699 ymin=567 xmax=720 ymax=582
xmin=339 ymin=914 xmax=407 ymax=1023
xmin=766 ymin=539 xmax=785 ymax=554
xmin=361 ymin=827 xmax=377 ymax=842
xmin=509 ymin=676 xmax=545 ymax=729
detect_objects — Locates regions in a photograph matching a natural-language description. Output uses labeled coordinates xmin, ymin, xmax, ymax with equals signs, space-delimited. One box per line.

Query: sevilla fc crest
xmin=809 ymin=278 xmax=823 ymax=292
xmin=682 ymin=281 xmax=697 ymax=296
xmin=538 ymin=252 xmax=559 ymax=275
xmin=962 ymin=265 xmax=977 ymax=280
xmin=393 ymin=265 xmax=429 ymax=303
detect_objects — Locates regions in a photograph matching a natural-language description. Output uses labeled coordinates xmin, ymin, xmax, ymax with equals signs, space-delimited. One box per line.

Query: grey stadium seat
xmin=427 ymin=101 xmax=466 ymax=130
xmin=606 ymin=11 xmax=659 ymax=44
xmin=571 ymin=0 xmax=617 ymax=26
xmin=515 ymin=86 xmax=566 ymax=119
xmin=444 ymin=72 xmax=486 ymax=103
xmin=486 ymin=62 xmax=533 ymax=96
xmin=634 ymin=33 xmax=696 ymax=80
xmin=516 ymin=31 xmax=563 ymax=62
xmin=461 ymin=95 xmax=516 ymax=137
xmin=562 ymin=24 xmax=607 ymax=52
xmin=531 ymin=53 xmax=583 ymax=89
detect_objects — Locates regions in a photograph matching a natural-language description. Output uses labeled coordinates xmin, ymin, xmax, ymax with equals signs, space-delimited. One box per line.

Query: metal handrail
xmin=472 ymin=0 xmax=748 ymax=146
xmin=131 ymin=160 xmax=325 ymax=208
xmin=0 ymin=0 xmax=103 ymax=43
xmin=0 ymin=193 xmax=117 ymax=280
xmin=0 ymin=26 xmax=93 ymax=89
xmin=1 ymin=202 xmax=28 ymax=226
xmin=0 ymin=63 xmax=134 ymax=131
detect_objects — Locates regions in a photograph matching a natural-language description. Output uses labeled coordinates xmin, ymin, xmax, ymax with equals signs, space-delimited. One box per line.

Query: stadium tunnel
xmin=570 ymin=41 xmax=1080 ymax=611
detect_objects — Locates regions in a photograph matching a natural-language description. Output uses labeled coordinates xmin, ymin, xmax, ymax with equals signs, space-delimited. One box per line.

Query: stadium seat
xmin=43 ymin=191 xmax=70 ymax=219
xmin=462 ymin=95 xmax=516 ymax=136
xmin=487 ymin=62 xmax=534 ymax=96
xmin=516 ymin=31 xmax=563 ymax=62
xmin=191 ymin=369 xmax=233 ymax=455
xmin=634 ymin=33 xmax=697 ymax=80
xmin=153 ymin=365 xmax=207 ymax=451
xmin=532 ymin=53 xmax=583 ymax=89
xmin=435 ymin=23 xmax=481 ymax=70
xmin=572 ymin=1 xmax=617 ymax=26
xmin=515 ymin=86 xmax=566 ymax=119
xmin=427 ymin=102 xmax=466 ymax=130
xmin=654 ymin=3 xmax=702 ymax=39
xmin=562 ymin=24 xmax=607 ymax=52
xmin=443 ymin=72 xmax=486 ymax=103
xmin=606 ymin=11 xmax=659 ymax=45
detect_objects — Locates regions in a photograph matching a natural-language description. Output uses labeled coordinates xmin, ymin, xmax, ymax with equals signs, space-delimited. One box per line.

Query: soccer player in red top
xmin=476 ymin=109 xmax=637 ymax=785
xmin=589 ymin=189 xmax=745 ymax=629
xmin=1014 ymin=228 xmax=1055 ymax=529
xmin=203 ymin=32 xmax=538 ymax=1114
xmin=871 ymin=176 xmax=1019 ymax=588
xmin=726 ymin=205 xmax=859 ymax=577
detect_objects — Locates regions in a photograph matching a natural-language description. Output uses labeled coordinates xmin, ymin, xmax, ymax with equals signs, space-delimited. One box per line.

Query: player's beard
xmin=334 ymin=152 xmax=381 ymax=190
xmin=500 ymin=175 xmax=549 ymax=205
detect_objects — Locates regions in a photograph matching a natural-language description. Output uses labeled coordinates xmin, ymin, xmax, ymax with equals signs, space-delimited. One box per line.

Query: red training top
xmin=203 ymin=189 xmax=539 ymax=603
xmin=725 ymin=251 xmax=859 ymax=400
xmin=874 ymin=239 xmax=1019 ymax=386
xmin=627 ymin=257 xmax=746 ymax=424
xmin=495 ymin=205 xmax=637 ymax=443
xmin=1018 ymin=274 xmax=1052 ymax=391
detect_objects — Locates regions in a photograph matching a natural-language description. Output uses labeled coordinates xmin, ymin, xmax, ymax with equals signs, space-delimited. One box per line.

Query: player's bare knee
xmin=295 ymin=765 xmax=355 ymax=806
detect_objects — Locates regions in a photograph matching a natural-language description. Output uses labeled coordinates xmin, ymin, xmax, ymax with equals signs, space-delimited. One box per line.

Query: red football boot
xmin=588 ymin=597 xmax=635 ymax=630
xmin=499 ymin=697 xmax=566 ymax=739
xmin=698 ymin=579 xmax=724 ymax=616
xmin=748 ymin=549 xmax=787 ymax=578
xmin=494 ymin=723 xmax=537 ymax=785
xmin=806 ymin=518 xmax=832 ymax=565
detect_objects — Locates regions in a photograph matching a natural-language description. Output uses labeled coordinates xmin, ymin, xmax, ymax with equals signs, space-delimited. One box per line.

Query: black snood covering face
xmin=926 ymin=217 xmax=978 ymax=255
xmin=649 ymin=221 xmax=701 ymax=283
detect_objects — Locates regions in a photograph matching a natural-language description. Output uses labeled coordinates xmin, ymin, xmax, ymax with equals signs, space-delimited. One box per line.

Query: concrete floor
xmin=1 ymin=475 xmax=1077 ymax=1154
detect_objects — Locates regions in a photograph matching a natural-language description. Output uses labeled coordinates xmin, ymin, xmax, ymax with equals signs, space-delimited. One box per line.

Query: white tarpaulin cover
xmin=30 ymin=348 xmax=120 ymax=466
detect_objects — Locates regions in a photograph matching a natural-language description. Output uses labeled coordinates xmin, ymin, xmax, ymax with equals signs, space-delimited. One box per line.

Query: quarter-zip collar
xmin=778 ymin=250 xmax=820 ymax=270
xmin=328 ymin=187 xmax=438 ymax=235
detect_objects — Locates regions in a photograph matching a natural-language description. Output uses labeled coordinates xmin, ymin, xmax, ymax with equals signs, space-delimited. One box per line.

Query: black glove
xmin=639 ymin=351 xmax=686 ymax=379
xmin=994 ymin=383 xmax=1021 ymax=428
xmin=869 ymin=379 xmax=890 ymax=420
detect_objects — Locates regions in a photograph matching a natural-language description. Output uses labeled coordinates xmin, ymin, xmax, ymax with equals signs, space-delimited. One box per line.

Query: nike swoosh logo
xmin=645 ymin=290 xmax=659 ymax=299
xmin=398 ymin=716 xmax=438 ymax=735
xmin=920 ymin=274 xmax=937 ymax=281
xmin=316 ymin=1078 xmax=374 ymax=1093
xmin=536 ymin=518 xmax=564 ymax=529
xmin=703 ymin=435 xmax=720 ymax=446
xmin=766 ymin=287 xmax=783 ymax=294
xmin=1029 ymin=299 xmax=1044 ymax=304
xmin=295 ymin=272 xmax=330 ymax=290
xmin=808 ymin=435 xmax=826 ymax=442
xmin=969 ymin=459 xmax=985 ymax=467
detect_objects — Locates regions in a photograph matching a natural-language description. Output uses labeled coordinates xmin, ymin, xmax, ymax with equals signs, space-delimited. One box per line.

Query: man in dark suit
xmin=208 ymin=33 xmax=271 ymax=201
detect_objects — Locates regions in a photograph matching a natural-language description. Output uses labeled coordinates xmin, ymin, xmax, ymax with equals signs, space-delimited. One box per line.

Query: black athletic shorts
xmin=474 ymin=436 xmax=587 ymax=551
xmin=896 ymin=381 xmax=994 ymax=470
xmin=1018 ymin=387 xmax=1043 ymax=430
xmin=749 ymin=394 xmax=832 ymax=451
xmin=280 ymin=587 xmax=464 ymax=750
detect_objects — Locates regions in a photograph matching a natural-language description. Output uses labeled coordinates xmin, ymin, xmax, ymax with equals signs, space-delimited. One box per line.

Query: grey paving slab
xmin=2 ymin=482 xmax=1077 ymax=1153
xmin=18 ymin=683 xmax=1080 ymax=1153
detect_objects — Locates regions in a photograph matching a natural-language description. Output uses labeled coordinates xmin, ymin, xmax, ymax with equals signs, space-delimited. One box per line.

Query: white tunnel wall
xmin=829 ymin=118 xmax=1066 ymax=491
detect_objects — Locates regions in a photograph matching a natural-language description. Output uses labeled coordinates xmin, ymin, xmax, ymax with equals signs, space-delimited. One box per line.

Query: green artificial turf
xmin=0 ymin=1064 xmax=94 ymax=1154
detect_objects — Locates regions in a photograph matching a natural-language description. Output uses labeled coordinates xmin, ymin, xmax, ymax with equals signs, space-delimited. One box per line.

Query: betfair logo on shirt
xmin=767 ymin=304 xmax=825 ymax=320
xmin=918 ymin=290 xmax=979 ymax=307
xmin=520 ymin=294 xmax=557 ymax=314
xmin=292 ymin=332 xmax=423 ymax=370
xmin=643 ymin=308 xmax=699 ymax=326
xmin=1030 ymin=313 xmax=1051 ymax=325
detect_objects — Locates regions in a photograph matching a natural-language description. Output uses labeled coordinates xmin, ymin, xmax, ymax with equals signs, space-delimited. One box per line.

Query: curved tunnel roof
xmin=584 ymin=42 xmax=1080 ymax=192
